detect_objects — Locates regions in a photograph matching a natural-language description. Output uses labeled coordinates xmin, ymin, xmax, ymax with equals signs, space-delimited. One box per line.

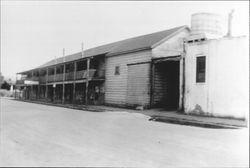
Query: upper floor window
xmin=115 ymin=66 xmax=120 ymax=75
xmin=196 ymin=56 xmax=206 ymax=83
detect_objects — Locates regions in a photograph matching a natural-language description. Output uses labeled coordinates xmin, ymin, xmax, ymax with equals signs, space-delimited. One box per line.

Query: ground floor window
xmin=196 ymin=56 xmax=206 ymax=83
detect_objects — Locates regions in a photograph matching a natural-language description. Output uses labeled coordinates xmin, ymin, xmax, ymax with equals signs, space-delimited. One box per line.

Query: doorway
xmin=153 ymin=60 xmax=179 ymax=110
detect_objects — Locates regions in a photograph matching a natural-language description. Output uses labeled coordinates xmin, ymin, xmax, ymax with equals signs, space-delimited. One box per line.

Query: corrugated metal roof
xmin=20 ymin=25 xmax=187 ymax=73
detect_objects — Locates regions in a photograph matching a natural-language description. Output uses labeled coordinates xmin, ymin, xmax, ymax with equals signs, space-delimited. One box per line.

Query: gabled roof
xmin=20 ymin=25 xmax=188 ymax=73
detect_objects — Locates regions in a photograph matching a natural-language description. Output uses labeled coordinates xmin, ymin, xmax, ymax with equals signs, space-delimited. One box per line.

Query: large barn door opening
xmin=153 ymin=60 xmax=179 ymax=110
xmin=127 ymin=63 xmax=150 ymax=108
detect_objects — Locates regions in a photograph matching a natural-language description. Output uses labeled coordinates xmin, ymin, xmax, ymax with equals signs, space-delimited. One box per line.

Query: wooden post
xmin=15 ymin=74 xmax=17 ymax=99
xmin=178 ymin=56 xmax=184 ymax=111
xmin=73 ymin=61 xmax=76 ymax=104
xmin=45 ymin=68 xmax=48 ymax=100
xmin=37 ymin=70 xmax=40 ymax=100
xmin=53 ymin=66 xmax=56 ymax=102
xmin=179 ymin=40 xmax=186 ymax=111
xmin=31 ymin=71 xmax=34 ymax=99
xmin=62 ymin=64 xmax=65 ymax=104
xmin=150 ymin=61 xmax=155 ymax=108
xmin=85 ymin=58 xmax=90 ymax=105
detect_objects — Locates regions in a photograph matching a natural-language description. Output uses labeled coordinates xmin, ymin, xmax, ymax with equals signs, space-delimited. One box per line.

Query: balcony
xmin=75 ymin=69 xmax=105 ymax=80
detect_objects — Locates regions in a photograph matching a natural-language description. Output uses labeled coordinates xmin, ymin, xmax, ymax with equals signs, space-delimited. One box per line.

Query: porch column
xmin=72 ymin=61 xmax=77 ymax=104
xmin=85 ymin=58 xmax=90 ymax=105
xmin=62 ymin=64 xmax=65 ymax=104
xmin=53 ymin=66 xmax=56 ymax=102
xmin=45 ymin=68 xmax=48 ymax=101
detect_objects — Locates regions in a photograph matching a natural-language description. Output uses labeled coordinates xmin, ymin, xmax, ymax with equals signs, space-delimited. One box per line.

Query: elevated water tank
xmin=191 ymin=13 xmax=226 ymax=39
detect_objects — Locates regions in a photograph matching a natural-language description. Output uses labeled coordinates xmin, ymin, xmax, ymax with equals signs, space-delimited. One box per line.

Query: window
xmin=115 ymin=66 xmax=120 ymax=75
xmin=196 ymin=56 xmax=206 ymax=83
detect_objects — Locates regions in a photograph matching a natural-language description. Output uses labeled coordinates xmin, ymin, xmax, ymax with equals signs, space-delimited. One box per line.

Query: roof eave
xmin=106 ymin=47 xmax=151 ymax=57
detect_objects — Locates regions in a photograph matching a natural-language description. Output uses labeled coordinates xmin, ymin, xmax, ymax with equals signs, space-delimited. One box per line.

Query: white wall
xmin=184 ymin=36 xmax=249 ymax=119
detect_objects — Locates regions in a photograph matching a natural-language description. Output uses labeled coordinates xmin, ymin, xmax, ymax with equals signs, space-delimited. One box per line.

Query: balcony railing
xmin=55 ymin=74 xmax=63 ymax=82
xmin=47 ymin=75 xmax=54 ymax=82
xmin=39 ymin=76 xmax=46 ymax=84
xmin=96 ymin=69 xmax=105 ymax=78
xmin=65 ymin=72 xmax=74 ymax=81
xmin=16 ymin=80 xmax=25 ymax=85
xmin=75 ymin=70 xmax=87 ymax=80
xmin=19 ymin=68 xmax=105 ymax=85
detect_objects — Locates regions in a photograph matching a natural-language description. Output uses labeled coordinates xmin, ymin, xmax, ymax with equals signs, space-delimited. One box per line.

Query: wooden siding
xmin=127 ymin=63 xmax=151 ymax=107
xmin=105 ymin=50 xmax=152 ymax=106
xmin=153 ymin=65 xmax=168 ymax=105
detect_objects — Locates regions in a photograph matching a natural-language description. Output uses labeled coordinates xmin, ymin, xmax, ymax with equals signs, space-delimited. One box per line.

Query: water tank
xmin=191 ymin=13 xmax=226 ymax=39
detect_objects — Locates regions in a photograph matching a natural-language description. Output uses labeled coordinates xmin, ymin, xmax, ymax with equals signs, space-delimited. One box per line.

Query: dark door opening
xmin=65 ymin=84 xmax=73 ymax=104
xmin=153 ymin=60 xmax=179 ymax=110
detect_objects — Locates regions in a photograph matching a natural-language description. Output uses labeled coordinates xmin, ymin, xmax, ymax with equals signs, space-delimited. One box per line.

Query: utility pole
xmin=227 ymin=9 xmax=234 ymax=37
xmin=81 ymin=43 xmax=84 ymax=58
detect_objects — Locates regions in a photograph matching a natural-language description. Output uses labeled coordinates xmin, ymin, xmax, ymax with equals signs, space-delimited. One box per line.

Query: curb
xmin=149 ymin=116 xmax=245 ymax=129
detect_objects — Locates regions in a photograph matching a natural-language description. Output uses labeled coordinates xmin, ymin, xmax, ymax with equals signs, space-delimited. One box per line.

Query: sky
xmin=1 ymin=1 xmax=249 ymax=80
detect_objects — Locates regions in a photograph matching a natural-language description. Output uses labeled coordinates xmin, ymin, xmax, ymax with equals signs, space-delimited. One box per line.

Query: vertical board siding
xmin=105 ymin=50 xmax=152 ymax=106
xmin=153 ymin=66 xmax=168 ymax=105
xmin=127 ymin=63 xmax=151 ymax=107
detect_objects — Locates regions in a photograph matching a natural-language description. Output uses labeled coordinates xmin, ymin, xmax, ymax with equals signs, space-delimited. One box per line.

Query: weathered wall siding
xmin=105 ymin=50 xmax=152 ymax=106
xmin=127 ymin=63 xmax=151 ymax=107
xmin=184 ymin=36 xmax=248 ymax=119
xmin=152 ymin=29 xmax=190 ymax=58
xmin=153 ymin=66 xmax=168 ymax=105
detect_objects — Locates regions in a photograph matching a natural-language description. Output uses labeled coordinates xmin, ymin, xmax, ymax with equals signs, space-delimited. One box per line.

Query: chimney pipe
xmin=81 ymin=43 xmax=84 ymax=58
xmin=227 ymin=9 xmax=234 ymax=37
xmin=63 ymin=48 xmax=65 ymax=62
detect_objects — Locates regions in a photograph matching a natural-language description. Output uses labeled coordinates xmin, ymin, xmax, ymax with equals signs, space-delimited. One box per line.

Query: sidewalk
xmin=88 ymin=105 xmax=248 ymax=129
xmin=14 ymin=98 xmax=248 ymax=129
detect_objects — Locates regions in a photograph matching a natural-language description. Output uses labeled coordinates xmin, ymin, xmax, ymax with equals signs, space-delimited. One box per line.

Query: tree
xmin=1 ymin=81 xmax=11 ymax=90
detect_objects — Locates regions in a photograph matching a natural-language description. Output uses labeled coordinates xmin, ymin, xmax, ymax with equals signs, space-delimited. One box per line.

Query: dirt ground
xmin=0 ymin=98 xmax=249 ymax=167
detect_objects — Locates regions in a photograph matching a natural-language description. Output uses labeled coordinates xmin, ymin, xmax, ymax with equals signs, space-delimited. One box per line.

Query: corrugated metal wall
xmin=105 ymin=50 xmax=152 ymax=106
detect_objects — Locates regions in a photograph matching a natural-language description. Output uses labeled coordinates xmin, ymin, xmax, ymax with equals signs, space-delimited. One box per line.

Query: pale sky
xmin=1 ymin=1 xmax=249 ymax=80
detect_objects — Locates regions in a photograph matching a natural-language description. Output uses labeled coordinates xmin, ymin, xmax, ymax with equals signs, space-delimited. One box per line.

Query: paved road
xmin=0 ymin=98 xmax=249 ymax=167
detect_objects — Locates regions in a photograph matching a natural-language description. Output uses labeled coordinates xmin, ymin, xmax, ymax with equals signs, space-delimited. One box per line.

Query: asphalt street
xmin=0 ymin=98 xmax=249 ymax=167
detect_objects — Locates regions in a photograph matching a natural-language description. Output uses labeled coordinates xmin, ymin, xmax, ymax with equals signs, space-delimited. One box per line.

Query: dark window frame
xmin=114 ymin=66 xmax=120 ymax=75
xmin=196 ymin=56 xmax=206 ymax=83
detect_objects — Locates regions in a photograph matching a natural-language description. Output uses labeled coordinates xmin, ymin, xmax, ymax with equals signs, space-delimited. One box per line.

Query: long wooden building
xmin=16 ymin=25 xmax=190 ymax=110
